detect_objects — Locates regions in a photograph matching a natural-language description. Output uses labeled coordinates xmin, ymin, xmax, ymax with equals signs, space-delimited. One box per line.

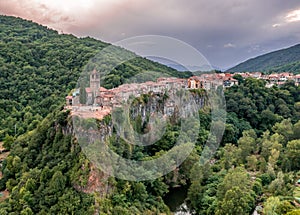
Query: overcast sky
xmin=1 ymin=0 xmax=300 ymax=69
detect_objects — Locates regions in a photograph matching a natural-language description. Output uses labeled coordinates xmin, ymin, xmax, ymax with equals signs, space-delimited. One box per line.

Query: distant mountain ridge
xmin=146 ymin=56 xmax=222 ymax=72
xmin=0 ymin=15 xmax=190 ymax=139
xmin=227 ymin=44 xmax=300 ymax=73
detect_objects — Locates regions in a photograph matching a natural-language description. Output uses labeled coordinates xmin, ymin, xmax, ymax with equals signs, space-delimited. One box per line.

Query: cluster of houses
xmin=233 ymin=72 xmax=300 ymax=87
xmin=66 ymin=69 xmax=188 ymax=108
xmin=66 ymin=70 xmax=300 ymax=109
xmin=189 ymin=72 xmax=300 ymax=89
xmin=188 ymin=73 xmax=239 ymax=90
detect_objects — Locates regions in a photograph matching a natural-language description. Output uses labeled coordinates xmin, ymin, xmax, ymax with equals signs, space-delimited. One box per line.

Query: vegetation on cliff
xmin=1 ymin=15 xmax=300 ymax=215
xmin=0 ymin=15 xmax=190 ymax=140
xmin=1 ymin=79 xmax=300 ymax=214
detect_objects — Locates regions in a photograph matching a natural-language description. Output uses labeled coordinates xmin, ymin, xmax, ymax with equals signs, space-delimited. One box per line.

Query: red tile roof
xmin=103 ymin=94 xmax=114 ymax=98
xmin=85 ymin=88 xmax=92 ymax=93
xmin=99 ymin=87 xmax=108 ymax=92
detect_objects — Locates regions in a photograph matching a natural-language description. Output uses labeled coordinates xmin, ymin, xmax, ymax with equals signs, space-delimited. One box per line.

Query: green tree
xmin=79 ymin=86 xmax=87 ymax=104
xmin=292 ymin=120 xmax=300 ymax=139
xmin=237 ymin=129 xmax=257 ymax=163
xmin=263 ymin=196 xmax=281 ymax=215
xmin=20 ymin=207 xmax=34 ymax=215
xmin=3 ymin=134 xmax=14 ymax=150
xmin=277 ymin=200 xmax=295 ymax=215
xmin=286 ymin=210 xmax=300 ymax=215
xmin=272 ymin=119 xmax=293 ymax=143
xmin=219 ymin=144 xmax=238 ymax=169
xmin=246 ymin=155 xmax=258 ymax=171
xmin=268 ymin=171 xmax=285 ymax=195
xmin=284 ymin=139 xmax=300 ymax=171
xmin=49 ymin=171 xmax=66 ymax=193
xmin=216 ymin=186 xmax=253 ymax=215
xmin=216 ymin=167 xmax=255 ymax=215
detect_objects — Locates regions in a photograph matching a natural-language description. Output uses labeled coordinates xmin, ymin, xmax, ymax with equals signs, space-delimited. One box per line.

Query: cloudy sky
xmin=1 ymin=0 xmax=300 ymax=69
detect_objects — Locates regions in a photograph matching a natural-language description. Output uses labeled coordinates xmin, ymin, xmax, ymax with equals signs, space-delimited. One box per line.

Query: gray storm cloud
xmin=1 ymin=0 xmax=300 ymax=69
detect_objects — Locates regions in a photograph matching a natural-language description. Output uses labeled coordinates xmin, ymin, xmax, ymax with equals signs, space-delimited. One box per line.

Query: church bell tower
xmin=90 ymin=69 xmax=100 ymax=104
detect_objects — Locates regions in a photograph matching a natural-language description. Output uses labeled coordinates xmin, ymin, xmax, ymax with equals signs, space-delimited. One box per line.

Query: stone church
xmin=85 ymin=69 xmax=100 ymax=105
xmin=66 ymin=69 xmax=102 ymax=106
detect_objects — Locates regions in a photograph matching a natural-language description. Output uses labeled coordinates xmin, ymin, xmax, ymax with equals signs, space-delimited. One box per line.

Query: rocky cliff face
xmin=129 ymin=90 xmax=207 ymax=128
xmin=68 ymin=89 xmax=208 ymax=190
xmin=71 ymin=89 xmax=208 ymax=150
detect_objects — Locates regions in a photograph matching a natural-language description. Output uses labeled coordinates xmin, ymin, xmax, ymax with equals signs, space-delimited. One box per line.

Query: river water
xmin=164 ymin=186 xmax=192 ymax=215
xmin=164 ymin=186 xmax=262 ymax=215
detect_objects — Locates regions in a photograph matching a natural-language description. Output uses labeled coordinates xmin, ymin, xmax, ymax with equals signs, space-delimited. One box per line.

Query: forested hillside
xmin=1 ymin=79 xmax=300 ymax=214
xmin=1 ymin=15 xmax=300 ymax=215
xmin=0 ymin=15 xmax=190 ymax=140
xmin=228 ymin=44 xmax=300 ymax=73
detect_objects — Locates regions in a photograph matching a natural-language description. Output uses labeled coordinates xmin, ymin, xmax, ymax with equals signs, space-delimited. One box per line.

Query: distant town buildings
xmin=65 ymin=70 xmax=300 ymax=119
xmin=188 ymin=73 xmax=238 ymax=90
xmin=233 ymin=72 xmax=300 ymax=87
xmin=66 ymin=70 xmax=188 ymax=109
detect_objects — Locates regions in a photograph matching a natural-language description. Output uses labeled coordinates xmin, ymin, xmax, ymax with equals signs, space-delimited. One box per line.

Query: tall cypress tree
xmin=79 ymin=86 xmax=87 ymax=104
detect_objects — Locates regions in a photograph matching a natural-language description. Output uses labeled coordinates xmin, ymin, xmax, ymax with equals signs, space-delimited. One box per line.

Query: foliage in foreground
xmin=1 ymin=79 xmax=300 ymax=214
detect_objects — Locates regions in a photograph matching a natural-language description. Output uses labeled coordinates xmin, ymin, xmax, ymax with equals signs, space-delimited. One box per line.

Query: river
xmin=164 ymin=186 xmax=193 ymax=215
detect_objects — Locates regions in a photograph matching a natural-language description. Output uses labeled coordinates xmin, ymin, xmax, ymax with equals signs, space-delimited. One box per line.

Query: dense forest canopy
xmin=1 ymin=79 xmax=300 ymax=214
xmin=0 ymin=15 xmax=190 ymax=140
xmin=1 ymin=15 xmax=300 ymax=215
xmin=228 ymin=44 xmax=300 ymax=73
